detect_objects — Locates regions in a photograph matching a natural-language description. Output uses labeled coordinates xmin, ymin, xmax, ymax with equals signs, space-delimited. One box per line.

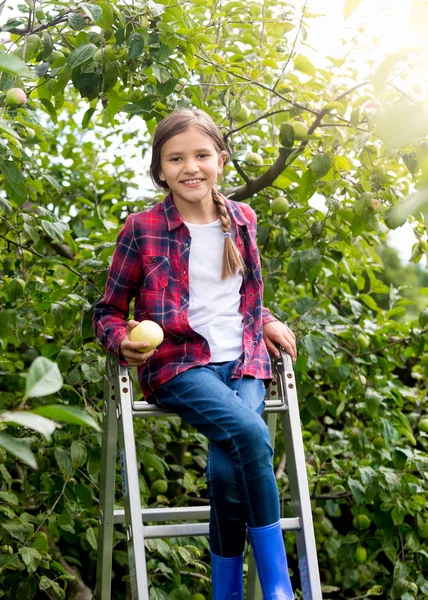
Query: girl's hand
xmin=263 ymin=321 xmax=297 ymax=363
xmin=120 ymin=320 xmax=157 ymax=366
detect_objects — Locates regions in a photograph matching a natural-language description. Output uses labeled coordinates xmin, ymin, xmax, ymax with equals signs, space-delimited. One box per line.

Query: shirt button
xmin=152 ymin=257 xmax=157 ymax=262
xmin=249 ymin=317 xmax=254 ymax=323
xmin=183 ymin=269 xmax=186 ymax=275
xmin=249 ymin=293 xmax=253 ymax=298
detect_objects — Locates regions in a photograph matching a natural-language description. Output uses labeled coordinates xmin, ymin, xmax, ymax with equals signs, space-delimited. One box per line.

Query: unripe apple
xmin=418 ymin=418 xmax=428 ymax=433
xmin=5 ymin=88 xmax=27 ymax=107
xmin=245 ymin=152 xmax=263 ymax=171
xmin=356 ymin=334 xmax=369 ymax=349
xmin=49 ymin=50 xmax=65 ymax=64
xmin=129 ymin=89 xmax=144 ymax=104
xmin=355 ymin=545 xmax=367 ymax=564
xmin=233 ymin=104 xmax=250 ymax=122
xmin=24 ymin=34 xmax=42 ymax=60
xmin=271 ymin=196 xmax=290 ymax=215
xmin=291 ymin=121 xmax=308 ymax=140
xmin=129 ymin=320 xmax=164 ymax=353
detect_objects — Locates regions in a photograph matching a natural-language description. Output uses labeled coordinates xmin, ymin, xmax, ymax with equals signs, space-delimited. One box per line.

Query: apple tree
xmin=0 ymin=0 xmax=428 ymax=597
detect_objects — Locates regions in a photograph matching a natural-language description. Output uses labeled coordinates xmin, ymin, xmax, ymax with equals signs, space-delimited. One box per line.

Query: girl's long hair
xmin=150 ymin=109 xmax=246 ymax=281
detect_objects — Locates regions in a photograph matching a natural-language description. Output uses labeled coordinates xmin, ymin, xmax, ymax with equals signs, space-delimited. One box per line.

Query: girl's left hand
xmin=263 ymin=321 xmax=297 ymax=363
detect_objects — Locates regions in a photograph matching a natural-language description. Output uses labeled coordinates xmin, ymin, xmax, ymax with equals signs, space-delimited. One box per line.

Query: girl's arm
xmin=93 ymin=214 xmax=143 ymax=359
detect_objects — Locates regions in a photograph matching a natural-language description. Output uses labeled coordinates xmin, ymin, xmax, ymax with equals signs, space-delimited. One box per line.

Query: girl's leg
xmin=206 ymin=441 xmax=246 ymax=557
xmin=151 ymin=363 xmax=280 ymax=529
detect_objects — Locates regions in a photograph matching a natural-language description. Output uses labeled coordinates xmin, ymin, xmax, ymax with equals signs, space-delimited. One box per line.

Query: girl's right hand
xmin=120 ymin=320 xmax=157 ymax=366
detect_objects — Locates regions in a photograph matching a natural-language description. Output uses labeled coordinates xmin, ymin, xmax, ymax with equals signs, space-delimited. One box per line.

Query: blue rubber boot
xmin=210 ymin=551 xmax=244 ymax=600
xmin=247 ymin=521 xmax=294 ymax=599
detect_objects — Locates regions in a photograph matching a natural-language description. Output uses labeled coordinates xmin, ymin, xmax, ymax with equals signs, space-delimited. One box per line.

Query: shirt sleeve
xmin=92 ymin=214 xmax=143 ymax=360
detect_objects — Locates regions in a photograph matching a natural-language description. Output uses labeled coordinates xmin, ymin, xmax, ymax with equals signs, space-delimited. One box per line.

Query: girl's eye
xmin=169 ymin=153 xmax=209 ymax=162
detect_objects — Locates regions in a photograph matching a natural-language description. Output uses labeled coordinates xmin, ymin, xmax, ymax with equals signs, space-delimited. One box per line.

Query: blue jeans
xmin=151 ymin=359 xmax=280 ymax=557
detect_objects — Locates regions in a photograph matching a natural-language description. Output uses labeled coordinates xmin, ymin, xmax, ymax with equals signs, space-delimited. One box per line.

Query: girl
xmin=93 ymin=109 xmax=297 ymax=599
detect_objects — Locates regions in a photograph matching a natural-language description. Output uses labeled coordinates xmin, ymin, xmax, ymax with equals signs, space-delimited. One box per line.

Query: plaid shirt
xmin=93 ymin=191 xmax=278 ymax=401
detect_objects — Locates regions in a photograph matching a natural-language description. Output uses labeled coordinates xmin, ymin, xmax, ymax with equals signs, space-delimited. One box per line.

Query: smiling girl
xmin=93 ymin=109 xmax=297 ymax=599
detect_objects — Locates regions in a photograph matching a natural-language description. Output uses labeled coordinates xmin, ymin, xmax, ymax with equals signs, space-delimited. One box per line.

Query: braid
xmin=212 ymin=189 xmax=246 ymax=280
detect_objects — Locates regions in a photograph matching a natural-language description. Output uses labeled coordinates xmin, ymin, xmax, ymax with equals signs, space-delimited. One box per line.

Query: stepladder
xmin=96 ymin=349 xmax=323 ymax=600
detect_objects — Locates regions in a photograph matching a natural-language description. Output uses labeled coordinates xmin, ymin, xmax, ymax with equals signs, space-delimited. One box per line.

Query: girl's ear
xmin=218 ymin=151 xmax=228 ymax=173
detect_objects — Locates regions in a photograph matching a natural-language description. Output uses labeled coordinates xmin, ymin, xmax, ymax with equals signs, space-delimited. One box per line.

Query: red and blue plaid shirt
xmin=93 ymin=191 xmax=278 ymax=400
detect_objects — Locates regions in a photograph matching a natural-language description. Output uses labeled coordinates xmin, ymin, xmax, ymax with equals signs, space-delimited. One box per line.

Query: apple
xmin=191 ymin=594 xmax=206 ymax=600
xmin=369 ymin=198 xmax=382 ymax=212
xmin=129 ymin=320 xmax=164 ymax=353
xmin=271 ymin=196 xmax=290 ymax=215
xmin=245 ymin=152 xmax=263 ymax=171
xmin=291 ymin=121 xmax=308 ymax=140
xmin=24 ymin=34 xmax=42 ymax=60
xmin=234 ymin=104 xmax=250 ymax=122
xmin=355 ymin=545 xmax=367 ymax=564
xmin=151 ymin=479 xmax=168 ymax=494
xmin=5 ymin=88 xmax=27 ymax=107
xmin=373 ymin=436 xmax=386 ymax=450
xmin=356 ymin=334 xmax=370 ymax=349
xmin=49 ymin=50 xmax=64 ymax=64
xmin=129 ymin=89 xmax=144 ymax=104
xmin=417 ymin=418 xmax=428 ymax=433
xmin=352 ymin=514 xmax=371 ymax=530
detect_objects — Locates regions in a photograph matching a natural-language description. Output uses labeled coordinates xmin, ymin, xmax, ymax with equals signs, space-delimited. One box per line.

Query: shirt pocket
xmin=142 ymin=255 xmax=170 ymax=290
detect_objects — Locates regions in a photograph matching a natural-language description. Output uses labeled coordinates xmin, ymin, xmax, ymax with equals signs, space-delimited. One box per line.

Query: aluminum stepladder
xmin=95 ymin=348 xmax=323 ymax=600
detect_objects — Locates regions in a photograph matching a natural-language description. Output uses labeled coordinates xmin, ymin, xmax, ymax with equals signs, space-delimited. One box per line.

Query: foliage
xmin=1 ymin=0 xmax=428 ymax=598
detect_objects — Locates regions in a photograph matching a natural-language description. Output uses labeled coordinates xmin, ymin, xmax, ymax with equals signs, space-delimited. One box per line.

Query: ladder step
xmin=131 ymin=399 xmax=287 ymax=417
xmin=139 ymin=518 xmax=300 ymax=539
xmin=113 ymin=506 xmax=300 ymax=535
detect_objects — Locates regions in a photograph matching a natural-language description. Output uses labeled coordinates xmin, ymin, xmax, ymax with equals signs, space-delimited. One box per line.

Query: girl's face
xmin=159 ymin=126 xmax=227 ymax=211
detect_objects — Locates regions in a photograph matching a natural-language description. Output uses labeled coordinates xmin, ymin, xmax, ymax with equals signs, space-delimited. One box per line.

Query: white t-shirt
xmin=183 ymin=218 xmax=244 ymax=362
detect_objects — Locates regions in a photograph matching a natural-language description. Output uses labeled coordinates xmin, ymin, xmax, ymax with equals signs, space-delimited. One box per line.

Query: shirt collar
xmin=162 ymin=190 xmax=250 ymax=231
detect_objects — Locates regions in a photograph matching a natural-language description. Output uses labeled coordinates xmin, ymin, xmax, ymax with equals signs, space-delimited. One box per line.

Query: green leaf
xmin=68 ymin=13 xmax=86 ymax=30
xmin=33 ymin=405 xmax=101 ymax=432
xmin=19 ymin=546 xmax=41 ymax=575
xmin=1 ymin=411 xmax=58 ymax=440
xmin=310 ymin=154 xmax=332 ymax=178
xmin=71 ymin=440 xmax=87 ymax=469
xmin=0 ymin=49 xmax=32 ymax=76
xmin=0 ymin=160 xmax=28 ymax=205
xmin=360 ymin=293 xmax=379 ymax=311
xmin=128 ymin=32 xmax=145 ymax=59
xmin=2 ymin=519 xmax=34 ymax=542
xmin=348 ymin=478 xmax=365 ymax=504
xmin=0 ymin=309 xmax=17 ymax=339
xmin=168 ymin=585 xmax=190 ymax=600
xmin=0 ymin=433 xmax=37 ymax=469
xmin=39 ymin=98 xmax=58 ymax=124
xmin=97 ymin=1 xmax=115 ymax=29
xmin=41 ymin=219 xmax=65 ymax=243
xmin=86 ymin=526 xmax=97 ymax=550
xmin=0 ymin=491 xmax=19 ymax=505
xmin=54 ymin=447 xmax=72 ymax=476
xmin=81 ymin=3 xmax=103 ymax=22
xmin=67 ymin=43 xmax=97 ymax=69
xmin=294 ymin=55 xmax=316 ymax=76
xmin=25 ymin=357 xmax=63 ymax=398
xmin=43 ymin=174 xmax=62 ymax=193
xmin=299 ymin=169 xmax=317 ymax=202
